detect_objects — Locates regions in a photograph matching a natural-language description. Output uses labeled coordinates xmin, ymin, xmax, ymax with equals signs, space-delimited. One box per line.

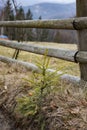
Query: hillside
xmin=23 ymin=2 xmax=76 ymax=19
xmin=0 ymin=5 xmax=2 ymax=10
xmin=0 ymin=43 xmax=87 ymax=130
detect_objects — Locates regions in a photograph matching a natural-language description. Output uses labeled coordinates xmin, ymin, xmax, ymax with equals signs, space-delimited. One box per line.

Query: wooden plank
xmin=0 ymin=55 xmax=80 ymax=85
xmin=0 ymin=40 xmax=77 ymax=62
xmin=0 ymin=17 xmax=87 ymax=30
xmin=76 ymin=0 xmax=87 ymax=81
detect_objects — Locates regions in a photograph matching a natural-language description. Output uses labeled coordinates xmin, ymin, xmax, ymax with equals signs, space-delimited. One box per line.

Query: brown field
xmin=1 ymin=42 xmax=86 ymax=130
xmin=0 ymin=42 xmax=80 ymax=76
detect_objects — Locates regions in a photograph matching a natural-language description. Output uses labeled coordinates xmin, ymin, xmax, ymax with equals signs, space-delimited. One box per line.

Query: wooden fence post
xmin=76 ymin=0 xmax=87 ymax=81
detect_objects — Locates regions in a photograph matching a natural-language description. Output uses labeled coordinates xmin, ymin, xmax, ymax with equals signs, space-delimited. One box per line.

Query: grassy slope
xmin=0 ymin=42 xmax=87 ymax=130
xmin=0 ymin=42 xmax=80 ymax=76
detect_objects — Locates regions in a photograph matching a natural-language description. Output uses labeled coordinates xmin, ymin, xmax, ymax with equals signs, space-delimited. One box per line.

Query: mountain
xmin=0 ymin=5 xmax=2 ymax=10
xmin=0 ymin=3 xmax=4 ymax=11
xmin=23 ymin=2 xmax=76 ymax=19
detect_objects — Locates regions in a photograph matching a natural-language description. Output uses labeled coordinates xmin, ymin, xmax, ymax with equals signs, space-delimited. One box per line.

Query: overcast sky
xmin=16 ymin=0 xmax=75 ymax=6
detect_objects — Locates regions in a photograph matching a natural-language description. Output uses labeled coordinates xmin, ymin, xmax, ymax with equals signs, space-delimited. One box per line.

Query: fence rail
xmin=0 ymin=40 xmax=87 ymax=63
xmin=0 ymin=0 xmax=87 ymax=83
xmin=0 ymin=55 xmax=80 ymax=85
xmin=0 ymin=40 xmax=77 ymax=62
xmin=0 ymin=17 xmax=87 ymax=30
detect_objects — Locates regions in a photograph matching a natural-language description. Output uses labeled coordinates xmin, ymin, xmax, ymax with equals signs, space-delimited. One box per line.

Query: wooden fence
xmin=0 ymin=17 xmax=87 ymax=30
xmin=0 ymin=0 xmax=87 ymax=85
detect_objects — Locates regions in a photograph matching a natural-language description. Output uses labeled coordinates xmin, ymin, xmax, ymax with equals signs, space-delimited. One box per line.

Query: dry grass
xmin=0 ymin=62 xmax=87 ymax=130
xmin=1 ymin=42 xmax=85 ymax=130
xmin=0 ymin=42 xmax=80 ymax=76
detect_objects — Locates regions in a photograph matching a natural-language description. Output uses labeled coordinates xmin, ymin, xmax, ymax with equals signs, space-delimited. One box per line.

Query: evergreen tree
xmin=26 ymin=9 xmax=33 ymax=20
xmin=15 ymin=6 xmax=25 ymax=41
xmin=4 ymin=0 xmax=15 ymax=39
xmin=16 ymin=6 xmax=25 ymax=20
xmin=4 ymin=0 xmax=14 ymax=21
xmin=0 ymin=9 xmax=4 ymax=35
xmin=25 ymin=9 xmax=33 ymax=41
xmin=35 ymin=16 xmax=42 ymax=41
xmin=35 ymin=16 xmax=49 ymax=42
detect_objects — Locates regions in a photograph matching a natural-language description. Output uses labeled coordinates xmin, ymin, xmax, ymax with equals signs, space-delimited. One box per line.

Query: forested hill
xmin=0 ymin=1 xmax=77 ymax=43
xmin=23 ymin=2 xmax=76 ymax=19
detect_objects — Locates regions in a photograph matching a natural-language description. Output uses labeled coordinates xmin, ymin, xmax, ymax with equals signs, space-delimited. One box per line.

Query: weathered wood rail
xmin=0 ymin=17 xmax=87 ymax=30
xmin=0 ymin=55 xmax=80 ymax=85
xmin=0 ymin=0 xmax=87 ymax=85
xmin=0 ymin=40 xmax=78 ymax=62
xmin=0 ymin=40 xmax=87 ymax=64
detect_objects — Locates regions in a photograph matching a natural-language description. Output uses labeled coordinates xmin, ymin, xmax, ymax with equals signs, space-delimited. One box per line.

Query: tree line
xmin=0 ymin=0 xmax=78 ymax=44
xmin=0 ymin=0 xmax=49 ymax=42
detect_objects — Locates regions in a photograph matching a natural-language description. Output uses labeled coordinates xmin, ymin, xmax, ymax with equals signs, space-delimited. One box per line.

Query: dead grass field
xmin=0 ymin=42 xmax=87 ymax=130
xmin=0 ymin=42 xmax=80 ymax=76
